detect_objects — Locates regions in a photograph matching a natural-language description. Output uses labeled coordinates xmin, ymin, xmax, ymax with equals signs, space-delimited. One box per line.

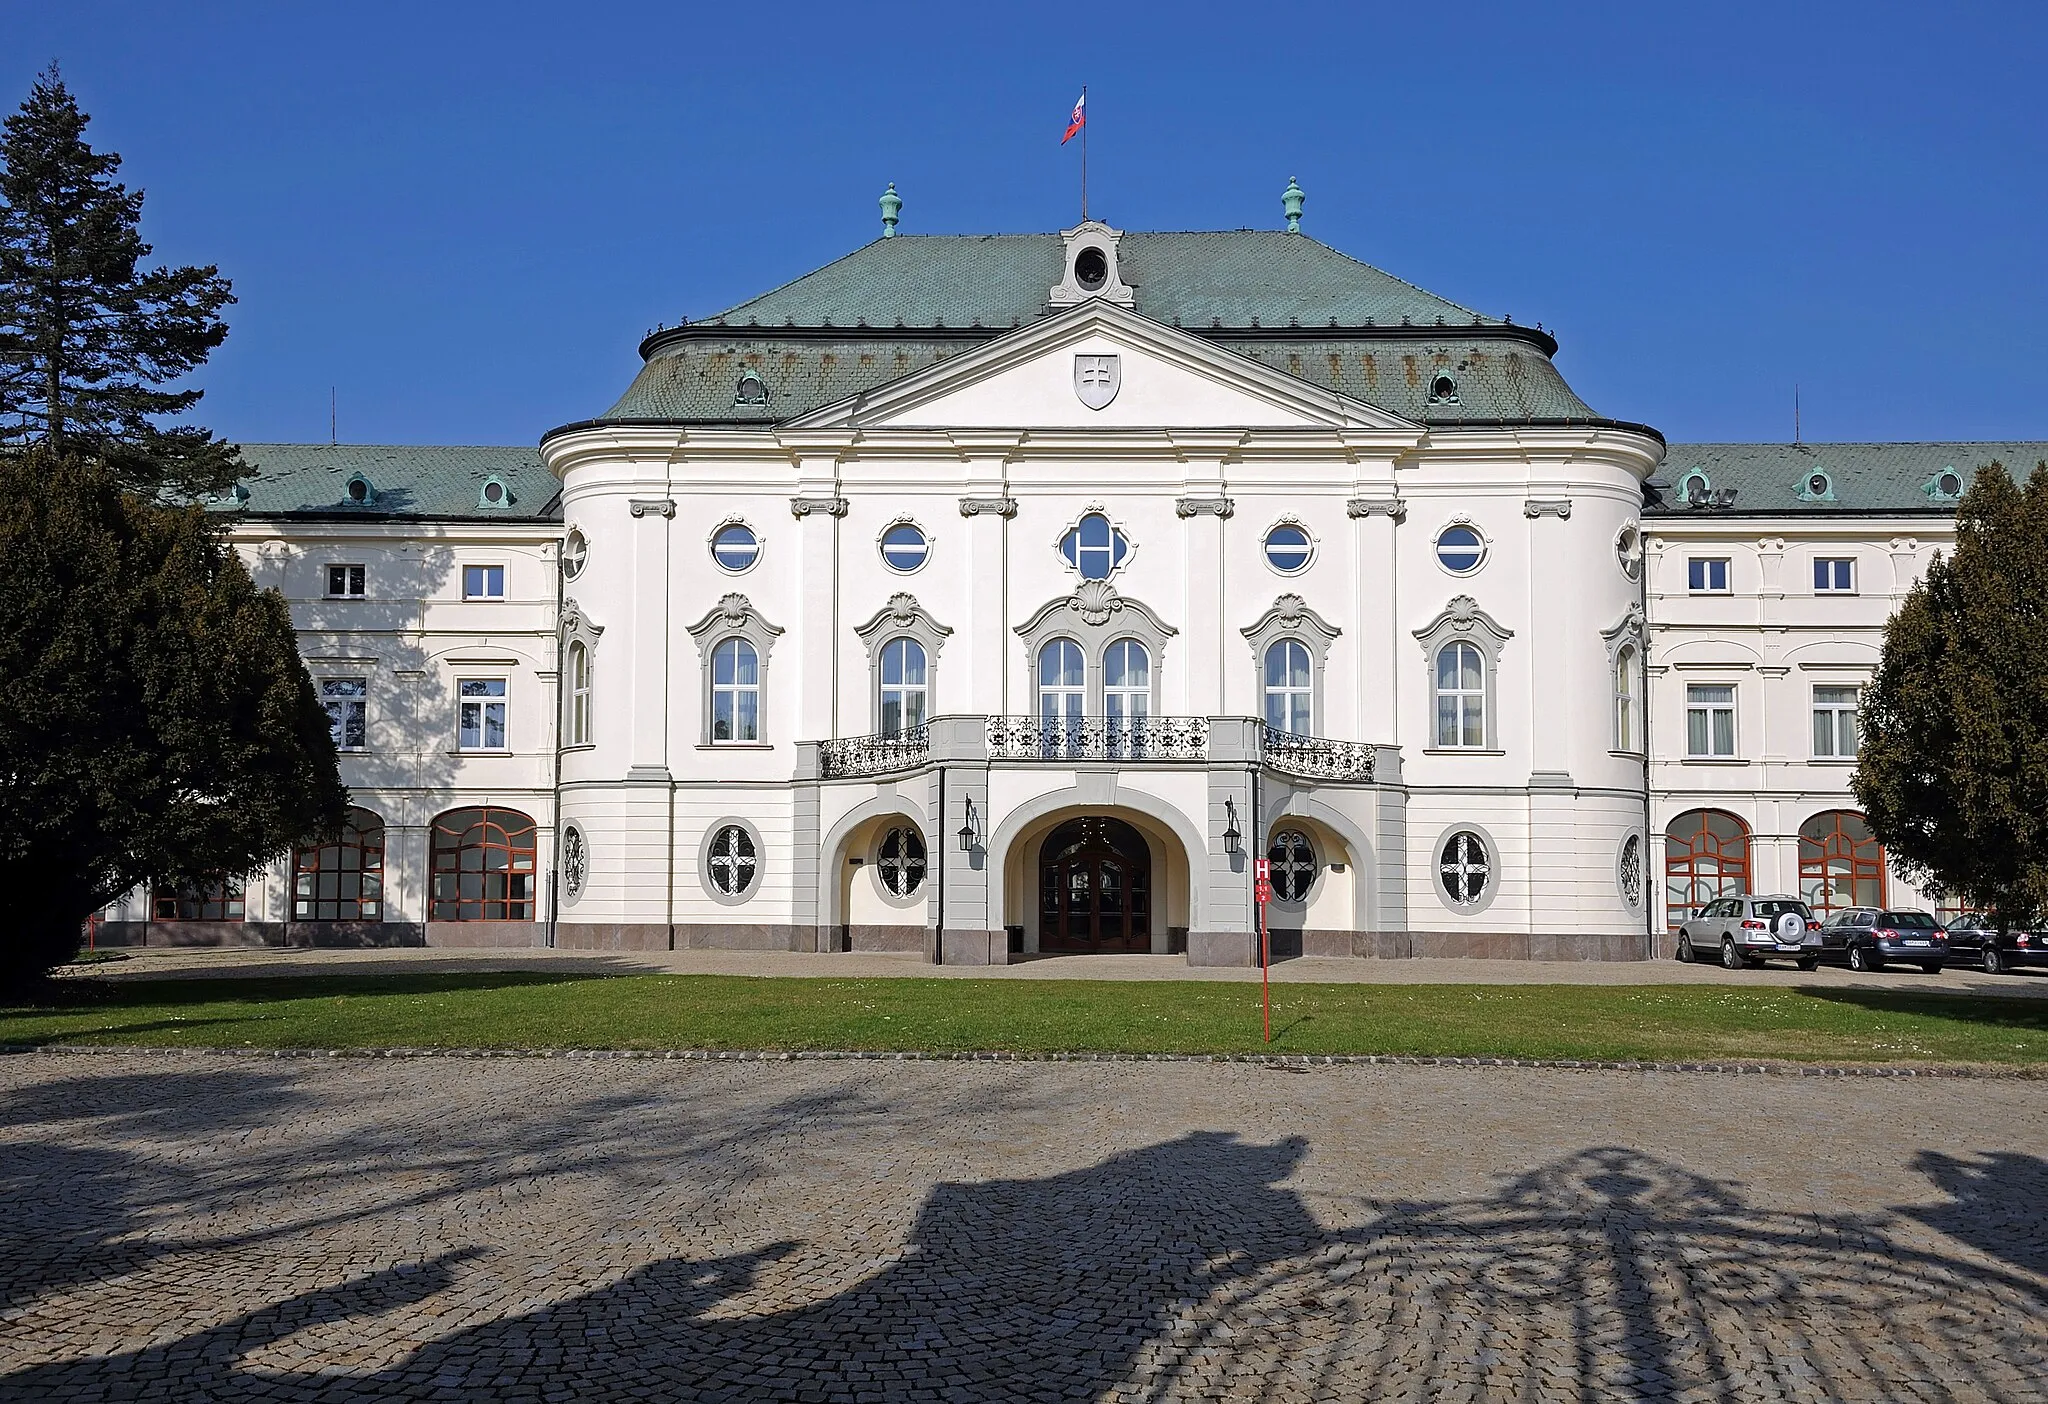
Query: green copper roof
xmin=227 ymin=444 xmax=561 ymax=522
xmin=593 ymin=331 xmax=1599 ymax=427
xmin=1648 ymin=443 xmax=2048 ymax=517
xmin=698 ymin=232 xmax=1498 ymax=331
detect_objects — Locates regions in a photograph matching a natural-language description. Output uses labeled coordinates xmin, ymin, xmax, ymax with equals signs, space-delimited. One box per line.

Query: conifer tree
xmin=0 ymin=66 xmax=239 ymax=495
xmin=1854 ymin=460 xmax=2048 ymax=929
xmin=0 ymin=448 xmax=347 ymax=987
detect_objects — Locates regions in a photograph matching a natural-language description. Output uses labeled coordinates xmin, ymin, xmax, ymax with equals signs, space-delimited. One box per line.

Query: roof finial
xmin=1282 ymin=175 xmax=1305 ymax=234
xmin=879 ymin=182 xmax=902 ymax=238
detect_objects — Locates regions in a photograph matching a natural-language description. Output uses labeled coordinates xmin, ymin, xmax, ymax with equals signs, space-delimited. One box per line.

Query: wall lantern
xmin=958 ymin=796 xmax=979 ymax=853
xmin=1222 ymin=797 xmax=1242 ymax=856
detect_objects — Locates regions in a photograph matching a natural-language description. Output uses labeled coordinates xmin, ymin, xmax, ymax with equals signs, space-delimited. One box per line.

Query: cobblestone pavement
xmin=3 ymin=1055 xmax=2045 ymax=1402
xmin=70 ymin=943 xmax=2048 ymax=997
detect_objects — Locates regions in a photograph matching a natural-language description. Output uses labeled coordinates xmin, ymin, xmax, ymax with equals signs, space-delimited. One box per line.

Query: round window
xmin=1938 ymin=470 xmax=1963 ymax=497
xmin=1435 ymin=525 xmax=1486 ymax=574
xmin=880 ymin=522 xmax=929 ymax=573
xmin=1615 ymin=524 xmax=1641 ymax=581
xmin=347 ymin=477 xmax=370 ymax=503
xmin=562 ymin=825 xmax=588 ymax=900
xmin=1263 ymin=523 xmax=1313 ymax=575
xmin=562 ymin=528 xmax=589 ymax=580
xmin=1267 ymin=829 xmax=1317 ymax=903
xmin=1074 ymin=247 xmax=1108 ymax=291
xmin=482 ymin=480 xmax=507 ymax=506
xmin=1439 ymin=830 xmax=1491 ymax=907
xmin=878 ymin=825 xmax=928 ymax=896
xmin=711 ymin=523 xmax=760 ymax=573
xmin=1807 ymin=472 xmax=1830 ymax=497
xmin=705 ymin=824 xmax=758 ymax=896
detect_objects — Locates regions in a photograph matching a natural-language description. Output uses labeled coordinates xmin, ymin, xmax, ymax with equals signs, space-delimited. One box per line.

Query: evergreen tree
xmin=1854 ymin=460 xmax=2048 ymax=929
xmin=0 ymin=66 xmax=239 ymax=495
xmin=0 ymin=448 xmax=347 ymax=987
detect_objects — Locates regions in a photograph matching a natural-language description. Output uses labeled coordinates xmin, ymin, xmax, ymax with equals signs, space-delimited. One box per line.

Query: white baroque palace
xmin=97 ymin=210 xmax=2048 ymax=962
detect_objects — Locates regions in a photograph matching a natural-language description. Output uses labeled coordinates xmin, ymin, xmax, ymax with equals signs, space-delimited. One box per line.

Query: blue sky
xmin=6 ymin=1 xmax=2045 ymax=447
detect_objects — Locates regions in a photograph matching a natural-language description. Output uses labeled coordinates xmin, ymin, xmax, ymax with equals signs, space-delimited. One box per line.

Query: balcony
xmin=818 ymin=724 xmax=930 ymax=779
xmin=1260 ymin=728 xmax=1376 ymax=783
xmin=986 ymin=715 xmax=1209 ymax=762
xmin=812 ymin=716 xmax=1384 ymax=784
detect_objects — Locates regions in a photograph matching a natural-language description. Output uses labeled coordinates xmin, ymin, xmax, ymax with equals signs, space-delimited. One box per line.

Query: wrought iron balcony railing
xmin=1260 ymin=727 xmax=1376 ymax=783
xmin=819 ymin=724 xmax=929 ymax=779
xmin=986 ymin=715 xmax=1209 ymax=762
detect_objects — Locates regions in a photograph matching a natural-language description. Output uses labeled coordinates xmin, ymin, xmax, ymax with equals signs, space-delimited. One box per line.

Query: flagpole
xmin=1081 ymin=85 xmax=1088 ymax=222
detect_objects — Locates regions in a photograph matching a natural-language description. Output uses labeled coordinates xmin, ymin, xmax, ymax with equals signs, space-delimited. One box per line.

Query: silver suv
xmin=1675 ymin=895 xmax=1820 ymax=970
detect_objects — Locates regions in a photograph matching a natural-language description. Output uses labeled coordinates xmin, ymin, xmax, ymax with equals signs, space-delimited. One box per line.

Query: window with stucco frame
xmin=853 ymin=593 xmax=953 ymax=735
xmin=1014 ymin=580 xmax=1175 ymax=716
xmin=1413 ymin=595 xmax=1512 ymax=753
xmin=559 ymin=598 xmax=603 ymax=750
xmin=1241 ymin=594 xmax=1341 ymax=738
xmin=685 ymin=593 xmax=784 ymax=747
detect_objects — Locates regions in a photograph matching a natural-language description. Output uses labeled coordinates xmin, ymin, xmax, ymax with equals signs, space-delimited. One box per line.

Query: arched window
xmin=1264 ymin=640 xmax=1312 ymax=735
xmin=430 ymin=807 xmax=537 ymax=921
xmin=566 ymin=641 xmax=592 ymax=746
xmin=1038 ymin=639 xmax=1086 ymax=756
xmin=1103 ymin=639 xmax=1149 ymax=722
xmin=1664 ymin=809 xmax=1750 ymax=929
xmin=1613 ymin=644 xmax=1638 ymax=752
xmin=293 ymin=807 xmax=385 ymax=921
xmin=879 ymin=638 xmax=927 ymax=735
xmin=1435 ymin=642 xmax=1486 ymax=748
xmin=1799 ymin=810 xmax=1886 ymax=916
xmin=711 ymin=637 xmax=760 ymax=742
xmin=1038 ymin=639 xmax=1085 ymax=722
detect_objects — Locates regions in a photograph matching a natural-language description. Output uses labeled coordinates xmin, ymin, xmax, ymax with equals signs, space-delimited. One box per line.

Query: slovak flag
xmin=1062 ymin=91 xmax=1086 ymax=144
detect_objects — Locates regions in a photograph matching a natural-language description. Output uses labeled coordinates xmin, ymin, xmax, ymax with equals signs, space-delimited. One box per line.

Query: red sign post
xmin=1254 ymin=858 xmax=1272 ymax=1042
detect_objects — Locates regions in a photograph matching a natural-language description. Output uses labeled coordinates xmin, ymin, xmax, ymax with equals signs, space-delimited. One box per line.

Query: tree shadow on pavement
xmin=1905 ymin=1149 xmax=2048 ymax=1278
xmin=5 ymin=1125 xmax=2047 ymax=1401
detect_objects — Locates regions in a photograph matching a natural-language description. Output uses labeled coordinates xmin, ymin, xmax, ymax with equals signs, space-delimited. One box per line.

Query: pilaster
xmin=625 ymin=498 xmax=674 ymax=780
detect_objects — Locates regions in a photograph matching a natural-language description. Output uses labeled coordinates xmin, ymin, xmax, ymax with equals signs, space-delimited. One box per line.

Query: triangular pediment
xmin=782 ymin=301 xmax=1418 ymax=432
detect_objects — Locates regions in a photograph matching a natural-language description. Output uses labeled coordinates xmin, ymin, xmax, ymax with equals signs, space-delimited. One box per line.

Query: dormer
xmin=1049 ymin=221 xmax=1135 ymax=308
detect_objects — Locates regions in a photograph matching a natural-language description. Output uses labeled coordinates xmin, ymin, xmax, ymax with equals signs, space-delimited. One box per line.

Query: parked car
xmin=1941 ymin=914 xmax=2048 ymax=975
xmin=1675 ymin=895 xmax=1820 ymax=969
xmin=1813 ymin=907 xmax=1948 ymax=973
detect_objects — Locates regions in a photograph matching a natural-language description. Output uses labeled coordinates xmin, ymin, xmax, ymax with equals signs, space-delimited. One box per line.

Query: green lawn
xmin=3 ymin=971 xmax=2046 ymax=1066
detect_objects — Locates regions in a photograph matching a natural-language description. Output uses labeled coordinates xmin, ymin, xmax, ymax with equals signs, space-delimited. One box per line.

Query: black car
xmin=1813 ymin=907 xmax=1948 ymax=973
xmin=1941 ymin=914 xmax=2048 ymax=975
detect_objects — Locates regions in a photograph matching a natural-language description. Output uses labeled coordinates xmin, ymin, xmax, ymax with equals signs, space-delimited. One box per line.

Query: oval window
xmin=1074 ymin=247 xmax=1108 ymax=291
xmin=1938 ymin=470 xmax=1963 ymax=497
xmin=561 ymin=528 xmax=589 ymax=580
xmin=1263 ymin=523 xmax=1312 ymax=574
xmin=1435 ymin=525 xmax=1485 ymax=574
xmin=711 ymin=523 xmax=760 ymax=573
xmin=880 ymin=522 xmax=929 ymax=573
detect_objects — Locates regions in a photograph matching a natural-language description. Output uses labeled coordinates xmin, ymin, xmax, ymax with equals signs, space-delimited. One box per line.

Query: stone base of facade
xmin=1192 ymin=929 xmax=1654 ymax=966
xmin=553 ymin=923 xmax=672 ymax=952
xmin=678 ymin=923 xmax=820 ymax=953
xmin=844 ymin=924 xmax=930 ymax=955
xmin=939 ymin=929 xmax=1009 ymax=966
xmin=424 ymin=921 xmax=549 ymax=949
xmin=93 ymin=921 xmax=426 ymax=949
xmin=1299 ymin=930 xmax=1653 ymax=962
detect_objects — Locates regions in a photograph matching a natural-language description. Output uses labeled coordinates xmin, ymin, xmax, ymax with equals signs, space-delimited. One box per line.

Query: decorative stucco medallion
xmin=1074 ymin=353 xmax=1120 ymax=410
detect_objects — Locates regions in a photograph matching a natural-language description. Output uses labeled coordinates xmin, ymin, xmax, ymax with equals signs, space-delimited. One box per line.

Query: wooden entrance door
xmin=1039 ymin=817 xmax=1152 ymax=953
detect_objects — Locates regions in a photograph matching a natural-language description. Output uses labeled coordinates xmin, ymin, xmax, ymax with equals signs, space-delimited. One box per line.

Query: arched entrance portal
xmin=1039 ymin=817 xmax=1152 ymax=953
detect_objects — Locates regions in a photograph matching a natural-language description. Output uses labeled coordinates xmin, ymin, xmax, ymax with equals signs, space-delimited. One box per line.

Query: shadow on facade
xmin=5 ymin=1066 xmax=2046 ymax=1401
